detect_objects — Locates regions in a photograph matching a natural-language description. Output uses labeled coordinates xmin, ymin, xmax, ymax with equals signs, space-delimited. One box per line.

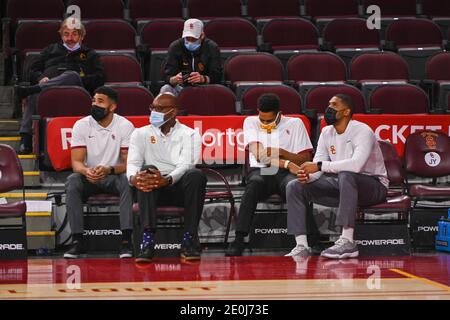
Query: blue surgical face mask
xmin=63 ymin=42 xmax=81 ymax=52
xmin=184 ymin=38 xmax=201 ymax=52
xmin=150 ymin=109 xmax=173 ymax=128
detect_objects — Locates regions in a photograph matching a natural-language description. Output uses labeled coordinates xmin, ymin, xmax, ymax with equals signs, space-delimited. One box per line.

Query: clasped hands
xmin=133 ymin=168 xmax=169 ymax=192
xmin=83 ymin=166 xmax=111 ymax=184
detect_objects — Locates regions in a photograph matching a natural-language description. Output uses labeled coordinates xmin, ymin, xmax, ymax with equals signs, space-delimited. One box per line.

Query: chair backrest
xmin=15 ymin=20 xmax=61 ymax=52
xmin=110 ymin=85 xmax=154 ymax=116
xmin=422 ymin=0 xmax=450 ymax=17
xmin=362 ymin=0 xmax=417 ymax=16
xmin=178 ymin=85 xmax=236 ymax=115
xmin=287 ymin=52 xmax=346 ymax=82
xmin=241 ymin=85 xmax=302 ymax=114
xmin=404 ymin=131 xmax=450 ymax=178
xmin=262 ymin=18 xmax=319 ymax=51
xmin=305 ymin=0 xmax=359 ymax=17
xmin=304 ymin=84 xmax=365 ymax=113
xmin=37 ymin=86 xmax=92 ymax=117
xmin=386 ymin=19 xmax=443 ymax=48
xmin=224 ymin=53 xmax=284 ymax=83
xmin=100 ymin=54 xmax=143 ymax=83
xmin=7 ymin=0 xmax=64 ymax=24
xmin=323 ymin=18 xmax=380 ymax=48
xmin=369 ymin=84 xmax=429 ymax=114
xmin=140 ymin=19 xmax=184 ymax=50
xmin=67 ymin=0 xmax=124 ymax=19
xmin=204 ymin=18 xmax=257 ymax=49
xmin=247 ymin=0 xmax=300 ymax=18
xmin=84 ymin=20 xmax=136 ymax=50
xmin=350 ymin=51 xmax=409 ymax=81
xmin=0 ymin=144 xmax=24 ymax=193
xmin=129 ymin=0 xmax=183 ymax=20
xmin=188 ymin=0 xmax=242 ymax=18
xmin=426 ymin=52 xmax=450 ymax=81
xmin=378 ymin=140 xmax=404 ymax=186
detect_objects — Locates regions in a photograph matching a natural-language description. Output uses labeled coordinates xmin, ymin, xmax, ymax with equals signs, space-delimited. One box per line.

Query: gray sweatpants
xmin=65 ymin=173 xmax=133 ymax=235
xmin=286 ymin=171 xmax=387 ymax=235
xmin=20 ymin=71 xmax=83 ymax=134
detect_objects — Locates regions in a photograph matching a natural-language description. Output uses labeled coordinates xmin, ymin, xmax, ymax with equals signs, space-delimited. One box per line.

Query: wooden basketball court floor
xmin=0 ymin=253 xmax=449 ymax=300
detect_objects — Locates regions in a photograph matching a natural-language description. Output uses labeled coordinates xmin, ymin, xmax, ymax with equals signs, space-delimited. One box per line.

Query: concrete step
xmin=0 ymin=136 xmax=20 ymax=151
xmin=0 ymin=191 xmax=48 ymax=203
xmin=18 ymin=154 xmax=38 ymax=171
xmin=26 ymin=212 xmax=52 ymax=232
xmin=24 ymin=171 xmax=41 ymax=187
xmin=26 ymin=231 xmax=56 ymax=250
xmin=0 ymin=119 xmax=20 ymax=135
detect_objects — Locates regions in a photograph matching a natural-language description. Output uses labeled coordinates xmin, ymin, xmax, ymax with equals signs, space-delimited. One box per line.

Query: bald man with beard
xmin=127 ymin=93 xmax=206 ymax=262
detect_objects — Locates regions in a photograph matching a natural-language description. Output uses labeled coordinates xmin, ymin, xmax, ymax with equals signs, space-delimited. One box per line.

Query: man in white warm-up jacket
xmin=285 ymin=94 xmax=389 ymax=259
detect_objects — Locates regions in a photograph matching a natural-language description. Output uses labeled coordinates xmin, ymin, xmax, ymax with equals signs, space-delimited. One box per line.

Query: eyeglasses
xmin=149 ymin=105 xmax=174 ymax=113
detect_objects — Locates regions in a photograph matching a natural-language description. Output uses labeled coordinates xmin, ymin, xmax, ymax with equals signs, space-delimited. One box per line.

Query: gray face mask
xmin=63 ymin=42 xmax=81 ymax=52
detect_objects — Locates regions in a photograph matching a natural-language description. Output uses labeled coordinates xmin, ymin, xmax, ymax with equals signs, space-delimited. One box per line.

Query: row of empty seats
xmin=34 ymin=82 xmax=438 ymax=119
xmin=4 ymin=0 xmax=450 ymax=23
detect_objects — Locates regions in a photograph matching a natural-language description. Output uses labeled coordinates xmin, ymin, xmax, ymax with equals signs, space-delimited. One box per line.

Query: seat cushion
xmin=205 ymin=191 xmax=233 ymax=199
xmin=0 ymin=201 xmax=27 ymax=218
xmin=409 ymin=184 xmax=450 ymax=198
xmin=361 ymin=195 xmax=411 ymax=210
xmin=132 ymin=203 xmax=184 ymax=217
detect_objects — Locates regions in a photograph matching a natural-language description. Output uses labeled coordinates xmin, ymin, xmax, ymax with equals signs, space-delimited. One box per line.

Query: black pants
xmin=236 ymin=168 xmax=296 ymax=234
xmin=136 ymin=166 xmax=207 ymax=234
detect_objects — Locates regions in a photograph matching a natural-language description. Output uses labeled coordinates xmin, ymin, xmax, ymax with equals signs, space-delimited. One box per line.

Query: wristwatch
xmin=317 ymin=161 xmax=322 ymax=171
xmin=110 ymin=166 xmax=115 ymax=175
xmin=166 ymin=175 xmax=173 ymax=186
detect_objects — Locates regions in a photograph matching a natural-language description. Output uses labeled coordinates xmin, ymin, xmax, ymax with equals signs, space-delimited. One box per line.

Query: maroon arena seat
xmin=404 ymin=130 xmax=450 ymax=207
xmin=304 ymin=84 xmax=366 ymax=114
xmin=67 ymin=0 xmax=125 ymax=20
xmin=247 ymin=0 xmax=300 ymax=19
xmin=83 ymin=20 xmax=136 ymax=51
xmin=177 ymin=85 xmax=236 ymax=115
xmin=128 ymin=0 xmax=183 ymax=21
xmin=422 ymin=0 xmax=450 ymax=18
xmin=37 ymin=86 xmax=92 ymax=118
xmin=350 ymin=51 xmax=409 ymax=82
xmin=369 ymin=84 xmax=429 ymax=114
xmin=241 ymin=85 xmax=302 ymax=114
xmin=99 ymin=54 xmax=143 ymax=84
xmin=108 ymin=85 xmax=154 ymax=116
xmin=204 ymin=18 xmax=258 ymax=50
xmin=139 ymin=19 xmax=184 ymax=50
xmin=323 ymin=18 xmax=380 ymax=49
xmin=305 ymin=0 xmax=359 ymax=18
xmin=224 ymin=53 xmax=284 ymax=85
xmin=262 ymin=18 xmax=319 ymax=51
xmin=362 ymin=0 xmax=417 ymax=17
xmin=187 ymin=0 xmax=242 ymax=19
xmin=287 ymin=52 xmax=347 ymax=83
xmin=358 ymin=140 xmax=411 ymax=221
xmin=6 ymin=0 xmax=64 ymax=25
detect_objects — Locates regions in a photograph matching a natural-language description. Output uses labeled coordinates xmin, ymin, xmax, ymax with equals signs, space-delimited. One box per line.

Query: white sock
xmin=295 ymin=235 xmax=309 ymax=248
xmin=342 ymin=227 xmax=354 ymax=242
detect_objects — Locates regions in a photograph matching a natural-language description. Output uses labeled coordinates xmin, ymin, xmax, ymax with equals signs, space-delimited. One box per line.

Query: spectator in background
xmin=285 ymin=94 xmax=388 ymax=259
xmin=15 ymin=17 xmax=105 ymax=154
xmin=127 ymin=93 xmax=207 ymax=263
xmin=160 ymin=18 xmax=222 ymax=96
xmin=225 ymin=93 xmax=313 ymax=256
xmin=64 ymin=86 xmax=135 ymax=259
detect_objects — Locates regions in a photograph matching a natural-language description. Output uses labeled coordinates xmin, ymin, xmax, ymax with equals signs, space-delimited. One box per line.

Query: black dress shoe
xmin=135 ymin=242 xmax=155 ymax=263
xmin=18 ymin=134 xmax=32 ymax=155
xmin=180 ymin=232 xmax=201 ymax=260
xmin=15 ymin=84 xmax=42 ymax=100
xmin=225 ymin=240 xmax=245 ymax=257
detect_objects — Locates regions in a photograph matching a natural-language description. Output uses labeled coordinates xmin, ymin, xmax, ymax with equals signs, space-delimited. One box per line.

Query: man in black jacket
xmin=160 ymin=18 xmax=222 ymax=96
xmin=16 ymin=18 xmax=105 ymax=154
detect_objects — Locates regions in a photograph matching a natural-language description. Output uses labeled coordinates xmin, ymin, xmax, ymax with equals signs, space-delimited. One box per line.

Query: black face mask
xmin=91 ymin=105 xmax=108 ymax=122
xmin=324 ymin=107 xmax=339 ymax=125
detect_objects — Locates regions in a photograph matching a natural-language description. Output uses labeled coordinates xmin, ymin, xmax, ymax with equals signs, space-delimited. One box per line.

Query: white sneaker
xmin=285 ymin=244 xmax=311 ymax=256
xmin=321 ymin=237 xmax=359 ymax=259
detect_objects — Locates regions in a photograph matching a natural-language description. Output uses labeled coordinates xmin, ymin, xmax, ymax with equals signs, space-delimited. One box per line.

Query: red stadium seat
xmin=107 ymin=85 xmax=154 ymax=116
xmin=99 ymin=54 xmax=143 ymax=84
xmin=187 ymin=0 xmax=242 ymax=20
xmin=67 ymin=0 xmax=125 ymax=20
xmin=247 ymin=0 xmax=300 ymax=19
xmin=83 ymin=20 xmax=136 ymax=51
xmin=304 ymin=84 xmax=366 ymax=114
xmin=204 ymin=18 xmax=258 ymax=51
xmin=362 ymin=0 xmax=417 ymax=17
xmin=241 ymin=85 xmax=302 ymax=115
xmin=37 ymin=86 xmax=92 ymax=117
xmin=369 ymin=84 xmax=429 ymax=114
xmin=177 ymin=85 xmax=236 ymax=115
xmin=128 ymin=0 xmax=183 ymax=22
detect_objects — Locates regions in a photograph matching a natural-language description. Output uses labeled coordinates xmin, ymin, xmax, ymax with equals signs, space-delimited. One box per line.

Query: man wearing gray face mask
xmin=15 ymin=18 xmax=105 ymax=154
xmin=64 ymin=86 xmax=135 ymax=259
xmin=285 ymin=94 xmax=389 ymax=259
xmin=160 ymin=18 xmax=222 ymax=96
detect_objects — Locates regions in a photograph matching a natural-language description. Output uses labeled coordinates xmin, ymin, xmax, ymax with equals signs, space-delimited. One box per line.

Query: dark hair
xmin=335 ymin=93 xmax=354 ymax=115
xmin=257 ymin=93 xmax=280 ymax=113
xmin=94 ymin=86 xmax=118 ymax=104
